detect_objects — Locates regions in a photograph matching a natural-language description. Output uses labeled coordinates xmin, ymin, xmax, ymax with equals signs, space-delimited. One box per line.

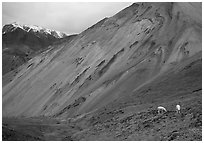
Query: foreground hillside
xmin=3 ymin=57 xmax=202 ymax=140
xmin=2 ymin=2 xmax=202 ymax=141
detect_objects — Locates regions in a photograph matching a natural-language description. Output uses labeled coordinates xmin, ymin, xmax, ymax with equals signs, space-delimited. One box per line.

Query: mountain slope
xmin=2 ymin=23 xmax=71 ymax=75
xmin=2 ymin=2 xmax=201 ymax=121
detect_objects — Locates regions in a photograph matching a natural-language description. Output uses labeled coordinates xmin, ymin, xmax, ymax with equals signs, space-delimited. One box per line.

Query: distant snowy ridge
xmin=2 ymin=22 xmax=68 ymax=38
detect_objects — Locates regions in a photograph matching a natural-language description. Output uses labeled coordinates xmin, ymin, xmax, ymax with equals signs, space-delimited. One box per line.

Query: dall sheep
xmin=157 ymin=106 xmax=167 ymax=114
xmin=176 ymin=104 xmax=181 ymax=114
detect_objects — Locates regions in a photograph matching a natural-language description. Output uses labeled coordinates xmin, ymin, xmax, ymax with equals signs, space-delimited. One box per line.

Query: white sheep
xmin=176 ymin=104 xmax=181 ymax=114
xmin=157 ymin=106 xmax=167 ymax=114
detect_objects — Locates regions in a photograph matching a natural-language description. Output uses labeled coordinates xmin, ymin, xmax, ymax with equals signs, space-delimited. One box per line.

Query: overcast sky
xmin=2 ymin=2 xmax=132 ymax=35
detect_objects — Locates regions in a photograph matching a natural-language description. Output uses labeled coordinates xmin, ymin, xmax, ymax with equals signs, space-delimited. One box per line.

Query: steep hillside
xmin=3 ymin=2 xmax=201 ymax=123
xmin=3 ymin=53 xmax=202 ymax=141
xmin=3 ymin=59 xmax=202 ymax=140
xmin=2 ymin=23 xmax=72 ymax=75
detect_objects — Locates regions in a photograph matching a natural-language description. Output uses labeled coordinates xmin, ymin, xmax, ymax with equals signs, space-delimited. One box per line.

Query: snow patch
xmin=3 ymin=22 xmax=68 ymax=38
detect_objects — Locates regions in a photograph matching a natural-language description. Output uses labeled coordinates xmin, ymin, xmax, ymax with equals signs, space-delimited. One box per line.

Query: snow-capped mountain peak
xmin=3 ymin=22 xmax=68 ymax=38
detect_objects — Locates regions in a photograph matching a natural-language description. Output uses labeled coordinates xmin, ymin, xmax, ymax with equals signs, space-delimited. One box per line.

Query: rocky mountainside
xmin=2 ymin=22 xmax=72 ymax=75
xmin=2 ymin=2 xmax=202 ymax=141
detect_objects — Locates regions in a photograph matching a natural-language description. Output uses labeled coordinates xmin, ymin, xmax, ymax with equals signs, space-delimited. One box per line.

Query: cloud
xmin=2 ymin=2 xmax=132 ymax=35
